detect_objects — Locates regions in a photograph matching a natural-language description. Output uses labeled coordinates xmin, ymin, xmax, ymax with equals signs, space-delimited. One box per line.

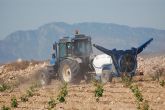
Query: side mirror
xmin=52 ymin=53 xmax=56 ymax=58
xmin=53 ymin=42 xmax=57 ymax=50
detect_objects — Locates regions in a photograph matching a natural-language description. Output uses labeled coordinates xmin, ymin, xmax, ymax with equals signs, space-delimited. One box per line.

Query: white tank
xmin=92 ymin=54 xmax=112 ymax=76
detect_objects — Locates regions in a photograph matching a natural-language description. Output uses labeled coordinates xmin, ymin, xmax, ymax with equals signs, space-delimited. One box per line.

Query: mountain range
xmin=0 ymin=22 xmax=165 ymax=63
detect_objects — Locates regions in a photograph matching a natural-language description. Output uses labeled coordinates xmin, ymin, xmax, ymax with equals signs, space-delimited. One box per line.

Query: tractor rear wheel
xmin=59 ymin=59 xmax=81 ymax=83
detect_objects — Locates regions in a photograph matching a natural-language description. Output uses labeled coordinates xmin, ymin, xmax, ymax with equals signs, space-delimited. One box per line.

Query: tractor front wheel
xmin=59 ymin=59 xmax=81 ymax=83
xmin=39 ymin=68 xmax=51 ymax=86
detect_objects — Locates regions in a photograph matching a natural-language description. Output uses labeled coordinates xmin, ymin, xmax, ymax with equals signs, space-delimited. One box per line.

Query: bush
xmin=130 ymin=85 xmax=150 ymax=110
xmin=130 ymin=85 xmax=143 ymax=102
xmin=26 ymin=89 xmax=34 ymax=97
xmin=122 ymin=75 xmax=132 ymax=87
xmin=1 ymin=105 xmax=11 ymax=110
xmin=11 ymin=97 xmax=18 ymax=108
xmin=20 ymin=95 xmax=28 ymax=102
xmin=20 ymin=85 xmax=37 ymax=102
xmin=94 ymin=80 xmax=104 ymax=102
xmin=92 ymin=78 xmax=101 ymax=86
xmin=29 ymin=82 xmax=40 ymax=92
xmin=57 ymin=83 xmax=68 ymax=103
xmin=95 ymin=84 xmax=104 ymax=97
xmin=141 ymin=100 xmax=149 ymax=110
xmin=47 ymin=83 xmax=68 ymax=109
xmin=48 ymin=98 xmax=57 ymax=108
xmin=0 ymin=83 xmax=10 ymax=92
xmin=159 ymin=80 xmax=165 ymax=87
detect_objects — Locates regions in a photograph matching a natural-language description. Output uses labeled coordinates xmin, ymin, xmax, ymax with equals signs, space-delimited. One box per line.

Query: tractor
xmin=40 ymin=31 xmax=94 ymax=85
xmin=39 ymin=31 xmax=153 ymax=85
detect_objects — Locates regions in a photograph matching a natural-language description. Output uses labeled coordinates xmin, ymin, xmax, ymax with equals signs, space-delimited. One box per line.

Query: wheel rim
xmin=62 ymin=64 xmax=72 ymax=82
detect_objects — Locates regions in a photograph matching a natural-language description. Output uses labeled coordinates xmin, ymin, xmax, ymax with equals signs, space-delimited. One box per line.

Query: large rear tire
xmin=59 ymin=59 xmax=81 ymax=83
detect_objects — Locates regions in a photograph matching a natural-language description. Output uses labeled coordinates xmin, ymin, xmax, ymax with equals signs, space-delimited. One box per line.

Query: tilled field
xmin=0 ymin=56 xmax=165 ymax=110
xmin=0 ymin=79 xmax=165 ymax=110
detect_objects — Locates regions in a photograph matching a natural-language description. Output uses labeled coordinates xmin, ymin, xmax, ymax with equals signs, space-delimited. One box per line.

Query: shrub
xmin=121 ymin=74 xmax=132 ymax=87
xmin=95 ymin=84 xmax=104 ymax=97
xmin=20 ymin=94 xmax=28 ymax=102
xmin=29 ymin=82 xmax=40 ymax=92
xmin=47 ymin=83 xmax=68 ymax=109
xmin=57 ymin=83 xmax=68 ymax=103
xmin=159 ymin=80 xmax=165 ymax=87
xmin=26 ymin=89 xmax=34 ymax=97
xmin=20 ymin=85 xmax=37 ymax=102
xmin=141 ymin=100 xmax=149 ymax=110
xmin=130 ymin=85 xmax=143 ymax=102
xmin=48 ymin=98 xmax=57 ymax=108
xmin=94 ymin=81 xmax=104 ymax=102
xmin=1 ymin=105 xmax=11 ymax=110
xmin=11 ymin=97 xmax=18 ymax=108
xmin=130 ymin=85 xmax=150 ymax=110
xmin=25 ymin=84 xmax=38 ymax=98
xmin=92 ymin=78 xmax=101 ymax=86
xmin=0 ymin=83 xmax=10 ymax=92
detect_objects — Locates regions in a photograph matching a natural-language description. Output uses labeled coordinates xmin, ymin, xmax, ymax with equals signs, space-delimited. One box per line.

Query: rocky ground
xmin=0 ymin=56 xmax=165 ymax=110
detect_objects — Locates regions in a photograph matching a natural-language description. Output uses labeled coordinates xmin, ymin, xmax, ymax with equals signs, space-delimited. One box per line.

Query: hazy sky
xmin=1 ymin=0 xmax=165 ymax=39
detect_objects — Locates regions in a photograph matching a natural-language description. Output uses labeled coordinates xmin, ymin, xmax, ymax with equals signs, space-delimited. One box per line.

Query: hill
xmin=0 ymin=22 xmax=165 ymax=63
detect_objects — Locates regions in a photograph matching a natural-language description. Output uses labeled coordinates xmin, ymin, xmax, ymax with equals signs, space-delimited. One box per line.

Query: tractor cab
xmin=51 ymin=32 xmax=93 ymax=78
xmin=72 ymin=34 xmax=92 ymax=57
xmin=58 ymin=37 xmax=72 ymax=60
xmin=53 ymin=33 xmax=92 ymax=63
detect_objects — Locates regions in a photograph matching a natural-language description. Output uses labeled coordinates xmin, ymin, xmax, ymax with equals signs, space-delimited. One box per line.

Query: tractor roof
xmin=59 ymin=34 xmax=91 ymax=43
xmin=59 ymin=37 xmax=71 ymax=43
xmin=73 ymin=34 xmax=91 ymax=41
